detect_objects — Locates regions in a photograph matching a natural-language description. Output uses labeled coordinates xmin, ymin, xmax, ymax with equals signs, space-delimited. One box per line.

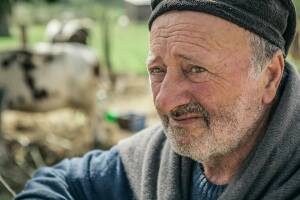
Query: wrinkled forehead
xmin=149 ymin=11 xmax=251 ymax=54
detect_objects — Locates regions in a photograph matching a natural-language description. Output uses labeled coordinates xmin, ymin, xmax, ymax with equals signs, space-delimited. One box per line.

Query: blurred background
xmin=0 ymin=0 xmax=299 ymax=199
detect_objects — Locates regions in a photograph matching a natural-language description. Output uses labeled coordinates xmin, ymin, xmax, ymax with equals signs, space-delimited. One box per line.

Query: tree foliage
xmin=0 ymin=0 xmax=13 ymax=36
xmin=0 ymin=0 xmax=13 ymax=15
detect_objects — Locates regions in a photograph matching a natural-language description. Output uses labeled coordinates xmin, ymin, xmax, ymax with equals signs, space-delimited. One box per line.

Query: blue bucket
xmin=117 ymin=112 xmax=146 ymax=132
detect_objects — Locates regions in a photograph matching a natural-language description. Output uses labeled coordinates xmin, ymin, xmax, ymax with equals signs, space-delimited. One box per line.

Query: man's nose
xmin=155 ymin=70 xmax=192 ymax=113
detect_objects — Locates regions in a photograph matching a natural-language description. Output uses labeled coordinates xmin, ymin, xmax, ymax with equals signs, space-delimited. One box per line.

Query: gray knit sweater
xmin=191 ymin=163 xmax=226 ymax=199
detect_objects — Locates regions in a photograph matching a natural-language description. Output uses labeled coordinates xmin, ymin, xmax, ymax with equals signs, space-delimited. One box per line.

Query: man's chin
xmin=162 ymin=123 xmax=212 ymax=161
xmin=167 ymin=134 xmax=218 ymax=162
xmin=170 ymin=143 xmax=192 ymax=157
xmin=167 ymin=136 xmax=196 ymax=157
xmin=170 ymin=143 xmax=213 ymax=163
xmin=170 ymin=143 xmax=207 ymax=162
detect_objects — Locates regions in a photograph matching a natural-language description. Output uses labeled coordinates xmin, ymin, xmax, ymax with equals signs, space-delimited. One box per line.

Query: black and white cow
xmin=45 ymin=18 xmax=93 ymax=45
xmin=0 ymin=43 xmax=105 ymax=146
xmin=0 ymin=43 xmax=100 ymax=114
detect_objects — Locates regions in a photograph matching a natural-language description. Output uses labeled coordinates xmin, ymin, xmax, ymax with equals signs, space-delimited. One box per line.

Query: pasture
xmin=0 ymin=0 xmax=150 ymax=75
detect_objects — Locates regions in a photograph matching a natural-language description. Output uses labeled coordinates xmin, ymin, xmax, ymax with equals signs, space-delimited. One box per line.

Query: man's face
xmin=148 ymin=11 xmax=267 ymax=162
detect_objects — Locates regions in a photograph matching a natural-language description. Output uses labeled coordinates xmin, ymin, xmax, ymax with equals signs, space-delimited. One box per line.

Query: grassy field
xmin=0 ymin=194 xmax=10 ymax=200
xmin=0 ymin=0 xmax=149 ymax=75
xmin=0 ymin=195 xmax=10 ymax=200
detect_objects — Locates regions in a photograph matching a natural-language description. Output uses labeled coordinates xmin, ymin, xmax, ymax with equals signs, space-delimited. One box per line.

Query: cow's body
xmin=0 ymin=43 xmax=100 ymax=114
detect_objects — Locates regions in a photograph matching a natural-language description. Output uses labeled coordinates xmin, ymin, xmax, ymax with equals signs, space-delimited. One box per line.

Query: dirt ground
xmin=0 ymin=75 xmax=160 ymax=194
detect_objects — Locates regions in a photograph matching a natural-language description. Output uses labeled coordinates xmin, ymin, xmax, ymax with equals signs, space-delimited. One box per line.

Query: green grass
xmin=0 ymin=1 xmax=149 ymax=75
xmin=109 ymin=23 xmax=149 ymax=74
xmin=0 ymin=194 xmax=11 ymax=200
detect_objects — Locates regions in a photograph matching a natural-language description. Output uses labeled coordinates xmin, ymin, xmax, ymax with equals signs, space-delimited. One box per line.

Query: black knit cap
xmin=149 ymin=0 xmax=297 ymax=56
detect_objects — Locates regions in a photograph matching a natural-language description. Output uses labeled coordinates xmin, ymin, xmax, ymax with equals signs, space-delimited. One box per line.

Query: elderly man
xmin=15 ymin=0 xmax=299 ymax=199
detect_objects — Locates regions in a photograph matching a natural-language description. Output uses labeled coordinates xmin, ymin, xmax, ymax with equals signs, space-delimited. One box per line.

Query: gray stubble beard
xmin=160 ymin=96 xmax=265 ymax=163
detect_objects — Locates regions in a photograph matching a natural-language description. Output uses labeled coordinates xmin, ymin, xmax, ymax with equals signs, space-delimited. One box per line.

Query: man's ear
xmin=262 ymin=51 xmax=284 ymax=104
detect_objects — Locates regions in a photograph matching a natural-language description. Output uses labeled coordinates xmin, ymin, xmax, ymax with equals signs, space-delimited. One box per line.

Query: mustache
xmin=167 ymin=102 xmax=210 ymax=126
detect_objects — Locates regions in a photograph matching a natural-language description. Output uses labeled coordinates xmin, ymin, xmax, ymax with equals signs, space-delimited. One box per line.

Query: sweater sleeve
xmin=14 ymin=148 xmax=134 ymax=200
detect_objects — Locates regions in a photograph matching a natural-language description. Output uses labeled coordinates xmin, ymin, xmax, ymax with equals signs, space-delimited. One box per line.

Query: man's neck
xmin=202 ymin=138 xmax=259 ymax=185
xmin=202 ymin=107 xmax=271 ymax=185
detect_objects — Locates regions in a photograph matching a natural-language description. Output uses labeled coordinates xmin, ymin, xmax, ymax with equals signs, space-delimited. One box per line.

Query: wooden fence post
xmin=20 ymin=24 xmax=28 ymax=50
xmin=101 ymin=12 xmax=116 ymax=89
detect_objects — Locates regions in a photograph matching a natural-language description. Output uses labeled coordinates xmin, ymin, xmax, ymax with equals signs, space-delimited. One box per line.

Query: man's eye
xmin=190 ymin=66 xmax=206 ymax=73
xmin=148 ymin=67 xmax=166 ymax=83
xmin=185 ymin=65 xmax=209 ymax=83
xmin=149 ymin=67 xmax=165 ymax=74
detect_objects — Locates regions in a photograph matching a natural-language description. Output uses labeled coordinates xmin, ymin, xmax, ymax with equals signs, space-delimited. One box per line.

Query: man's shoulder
xmin=114 ymin=123 xmax=166 ymax=178
xmin=15 ymin=147 xmax=133 ymax=199
xmin=116 ymin=123 xmax=165 ymax=153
